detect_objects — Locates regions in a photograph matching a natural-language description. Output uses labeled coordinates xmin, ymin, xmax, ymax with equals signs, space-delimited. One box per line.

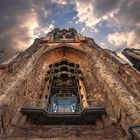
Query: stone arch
xmin=32 ymin=46 xmax=103 ymax=105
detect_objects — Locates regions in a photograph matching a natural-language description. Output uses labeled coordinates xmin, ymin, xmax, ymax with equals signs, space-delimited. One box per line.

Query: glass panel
xmin=51 ymin=96 xmax=77 ymax=113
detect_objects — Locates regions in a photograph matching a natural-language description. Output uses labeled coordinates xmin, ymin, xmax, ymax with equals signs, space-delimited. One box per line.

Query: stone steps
xmin=6 ymin=125 xmax=116 ymax=139
xmin=1 ymin=138 xmax=115 ymax=140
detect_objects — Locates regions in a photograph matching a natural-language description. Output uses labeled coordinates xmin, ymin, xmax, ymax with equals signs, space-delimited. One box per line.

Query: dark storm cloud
xmin=115 ymin=0 xmax=140 ymax=25
xmin=0 ymin=0 xmax=33 ymax=60
xmin=92 ymin=0 xmax=119 ymax=17
xmin=112 ymin=0 xmax=140 ymax=40
xmin=0 ymin=0 xmax=54 ymax=60
xmin=0 ymin=0 xmax=75 ymax=61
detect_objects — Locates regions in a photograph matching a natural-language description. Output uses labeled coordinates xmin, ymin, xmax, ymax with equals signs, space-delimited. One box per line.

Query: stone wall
xmin=0 ymin=38 xmax=139 ymax=139
xmin=87 ymin=42 xmax=140 ymax=133
xmin=0 ymin=46 xmax=46 ymax=137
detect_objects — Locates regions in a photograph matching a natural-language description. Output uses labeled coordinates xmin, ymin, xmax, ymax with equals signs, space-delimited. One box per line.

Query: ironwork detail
xmin=46 ymin=60 xmax=82 ymax=113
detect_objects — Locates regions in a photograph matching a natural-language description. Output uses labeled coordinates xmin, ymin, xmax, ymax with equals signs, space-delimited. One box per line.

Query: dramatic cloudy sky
xmin=0 ymin=0 xmax=140 ymax=60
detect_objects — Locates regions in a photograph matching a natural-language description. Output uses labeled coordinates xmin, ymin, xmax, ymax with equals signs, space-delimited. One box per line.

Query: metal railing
xmin=21 ymin=99 xmax=104 ymax=113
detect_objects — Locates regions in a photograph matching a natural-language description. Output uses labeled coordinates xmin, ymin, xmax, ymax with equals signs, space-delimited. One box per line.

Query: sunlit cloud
xmin=34 ymin=24 xmax=54 ymax=37
xmin=108 ymin=31 xmax=140 ymax=49
xmin=17 ymin=13 xmax=39 ymax=49
xmin=74 ymin=0 xmax=118 ymax=30
xmin=75 ymin=1 xmax=99 ymax=28
xmin=51 ymin=0 xmax=67 ymax=5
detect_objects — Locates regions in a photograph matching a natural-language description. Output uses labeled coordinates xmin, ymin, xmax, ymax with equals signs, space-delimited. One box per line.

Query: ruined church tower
xmin=0 ymin=28 xmax=140 ymax=140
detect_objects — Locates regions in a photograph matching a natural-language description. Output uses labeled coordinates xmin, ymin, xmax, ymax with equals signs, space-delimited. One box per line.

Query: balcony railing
xmin=20 ymin=99 xmax=106 ymax=125
xmin=21 ymin=99 xmax=104 ymax=113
